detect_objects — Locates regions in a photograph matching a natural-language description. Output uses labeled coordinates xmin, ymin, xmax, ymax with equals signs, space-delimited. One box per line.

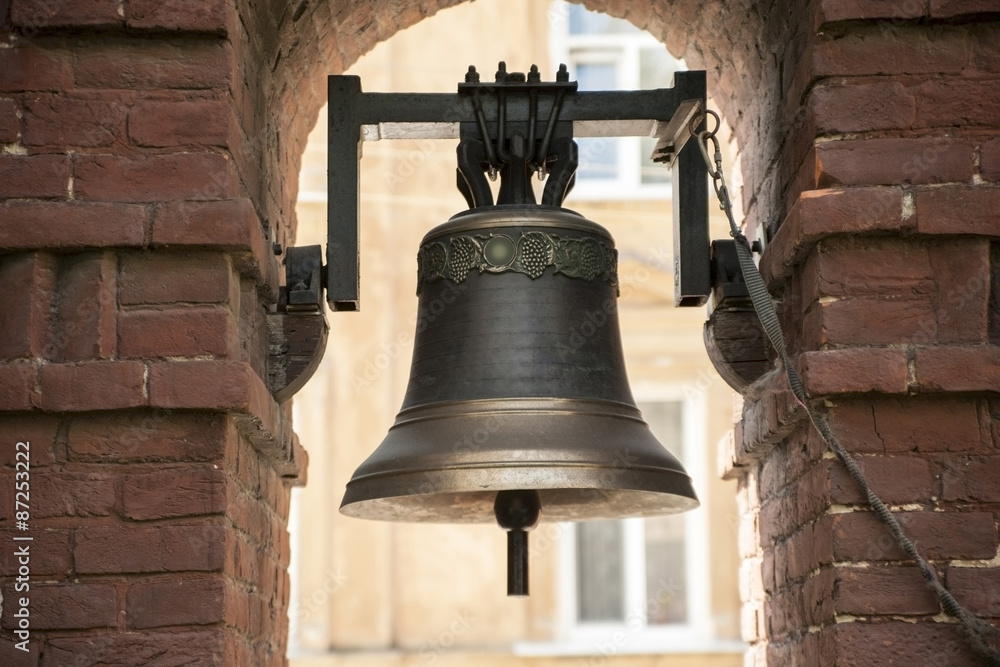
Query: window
xmin=549 ymin=1 xmax=683 ymax=199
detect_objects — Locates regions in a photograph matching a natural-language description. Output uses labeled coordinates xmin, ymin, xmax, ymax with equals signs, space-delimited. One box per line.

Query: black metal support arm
xmin=327 ymin=67 xmax=709 ymax=311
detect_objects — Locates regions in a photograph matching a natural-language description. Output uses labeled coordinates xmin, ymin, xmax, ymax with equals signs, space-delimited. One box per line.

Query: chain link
xmin=693 ymin=112 xmax=1000 ymax=666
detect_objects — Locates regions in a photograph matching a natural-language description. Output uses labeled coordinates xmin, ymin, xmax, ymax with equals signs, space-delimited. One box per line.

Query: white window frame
xmin=548 ymin=0 xmax=681 ymax=202
xmin=516 ymin=386 xmax=725 ymax=657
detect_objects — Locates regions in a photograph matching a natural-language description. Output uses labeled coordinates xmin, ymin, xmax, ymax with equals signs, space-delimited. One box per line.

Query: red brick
xmin=799 ymin=349 xmax=909 ymax=396
xmin=945 ymin=567 xmax=1000 ymax=617
xmin=129 ymin=99 xmax=229 ymax=147
xmin=10 ymin=0 xmax=121 ymax=28
xmin=74 ymin=522 xmax=227 ymax=574
xmin=0 ymin=253 xmax=56 ymax=359
xmin=148 ymin=361 xmax=258 ymax=411
xmin=829 ymin=456 xmax=935 ymax=504
xmin=915 ymin=346 xmax=1000 ymax=392
xmin=74 ymin=153 xmax=235 ymax=202
xmin=927 ymin=239 xmax=990 ymax=344
xmin=830 ymin=397 xmax=983 ymax=454
xmin=806 ymin=298 xmax=937 ymax=347
xmin=0 ymin=415 xmax=59 ymax=467
xmin=813 ymin=29 xmax=971 ymax=78
xmin=74 ymin=41 xmax=232 ymax=90
xmin=809 ymin=81 xmax=916 ymax=134
xmin=834 ymin=620 xmax=980 ymax=666
xmin=0 ymin=202 xmax=149 ymax=250
xmin=22 ymin=95 xmax=127 ymax=148
xmin=119 ymin=251 xmax=232 ymax=305
xmin=815 ymin=138 xmax=974 ymax=187
xmin=119 ymin=307 xmax=235 ymax=358
xmin=762 ymin=187 xmax=911 ymax=286
xmin=785 ymin=520 xmax=834 ymax=581
xmin=914 ymin=79 xmax=1000 ymax=128
xmin=126 ymin=0 xmax=231 ymax=31
xmin=38 ymin=361 xmax=146 ymax=412
xmin=152 ymin=199 xmax=262 ymax=248
xmin=0 ymin=45 xmax=74 ymax=93
xmin=127 ymin=576 xmax=226 ymax=628
xmin=0 ymin=364 xmax=39 ymax=411
xmin=46 ymin=252 xmax=117 ymax=362
xmin=941 ymin=455 xmax=1000 ymax=502
xmin=832 ymin=510 xmax=997 ymax=560
xmin=0 ymin=582 xmax=117 ymax=630
xmin=0 ymin=528 xmax=70 ymax=576
xmin=68 ymin=412 xmax=233 ymax=462
xmin=43 ymin=629 xmax=228 ymax=666
xmin=0 ymin=99 xmax=19 ymax=143
xmin=32 ymin=470 xmax=116 ymax=518
xmin=983 ymin=138 xmax=1000 ymax=183
xmin=916 ymin=185 xmax=1000 ymax=235
xmin=801 ymin=237 xmax=935 ymax=303
xmin=123 ymin=466 xmax=227 ymax=520
xmin=930 ymin=0 xmax=1000 ymax=17
xmin=0 ymin=155 xmax=70 ymax=198
xmin=816 ymin=0 xmax=928 ymax=24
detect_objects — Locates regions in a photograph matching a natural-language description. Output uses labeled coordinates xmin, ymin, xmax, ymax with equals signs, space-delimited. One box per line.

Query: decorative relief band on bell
xmin=416 ymin=231 xmax=618 ymax=294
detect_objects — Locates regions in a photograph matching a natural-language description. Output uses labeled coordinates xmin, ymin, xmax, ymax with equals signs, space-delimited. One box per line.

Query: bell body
xmin=340 ymin=205 xmax=699 ymax=523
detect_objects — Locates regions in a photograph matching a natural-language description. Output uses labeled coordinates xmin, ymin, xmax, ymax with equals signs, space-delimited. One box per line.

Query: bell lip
xmin=422 ymin=205 xmax=614 ymax=245
xmin=340 ymin=467 xmax=700 ymax=524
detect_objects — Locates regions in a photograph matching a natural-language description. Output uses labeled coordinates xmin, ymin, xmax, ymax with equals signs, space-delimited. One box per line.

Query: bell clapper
xmin=494 ymin=490 xmax=542 ymax=597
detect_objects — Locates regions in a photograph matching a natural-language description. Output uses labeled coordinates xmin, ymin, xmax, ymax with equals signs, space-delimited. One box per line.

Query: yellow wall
xmin=291 ymin=1 xmax=742 ymax=664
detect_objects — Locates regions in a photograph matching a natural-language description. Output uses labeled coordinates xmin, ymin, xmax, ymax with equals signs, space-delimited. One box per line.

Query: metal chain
xmin=693 ymin=109 xmax=1000 ymax=665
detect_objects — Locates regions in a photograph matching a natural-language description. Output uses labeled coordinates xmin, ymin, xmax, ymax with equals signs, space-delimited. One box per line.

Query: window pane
xmin=568 ymin=5 xmax=640 ymax=35
xmin=576 ymin=520 xmax=625 ymax=622
xmin=638 ymin=401 xmax=687 ymax=624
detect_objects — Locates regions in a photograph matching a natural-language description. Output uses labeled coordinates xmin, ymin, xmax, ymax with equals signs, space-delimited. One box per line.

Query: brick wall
xmin=0 ymin=0 xmax=997 ymax=664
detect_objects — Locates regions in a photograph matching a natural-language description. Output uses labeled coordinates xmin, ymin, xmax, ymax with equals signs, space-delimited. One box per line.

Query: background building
xmin=290 ymin=2 xmax=743 ymax=665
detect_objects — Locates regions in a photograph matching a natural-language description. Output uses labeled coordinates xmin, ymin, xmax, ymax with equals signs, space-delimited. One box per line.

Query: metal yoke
xmin=327 ymin=63 xmax=709 ymax=311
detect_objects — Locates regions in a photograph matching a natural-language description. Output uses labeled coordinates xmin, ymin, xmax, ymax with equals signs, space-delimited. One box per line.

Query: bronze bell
xmin=339 ymin=63 xmax=700 ymax=597
xmin=340 ymin=206 xmax=699 ymax=594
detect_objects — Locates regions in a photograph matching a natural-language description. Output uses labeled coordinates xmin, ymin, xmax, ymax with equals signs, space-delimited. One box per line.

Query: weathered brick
xmin=0 ymin=582 xmax=117 ymax=630
xmin=812 ymin=28 xmax=972 ymax=77
xmin=152 ymin=199 xmax=262 ymax=248
xmin=941 ymin=455 xmax=1000 ymax=502
xmin=148 ymin=361 xmax=259 ymax=411
xmin=815 ymin=0 xmax=928 ymax=24
xmin=43 ymin=629 xmax=228 ymax=666
xmin=22 ymin=95 xmax=127 ymax=148
xmin=916 ymin=185 xmax=1000 ymax=235
xmin=945 ymin=567 xmax=1000 ymax=617
xmin=123 ymin=466 xmax=227 ymax=520
xmin=0 ymin=528 xmax=71 ymax=576
xmin=0 ymin=45 xmax=74 ymax=92
xmin=119 ymin=307 xmax=235 ymax=358
xmin=0 ymin=155 xmax=70 ymax=198
xmin=10 ymin=0 xmax=122 ymax=29
xmin=129 ymin=99 xmax=229 ymax=147
xmin=0 ymin=99 xmax=19 ymax=143
xmin=832 ymin=510 xmax=997 ymax=561
xmin=74 ymin=41 xmax=232 ymax=90
xmin=126 ymin=0 xmax=231 ymax=32
xmin=68 ymin=412 xmax=233 ymax=462
xmin=815 ymin=138 xmax=974 ymax=187
xmin=800 ymin=348 xmax=910 ymax=396
xmin=0 ymin=415 xmax=59 ymax=467
xmin=38 ymin=361 xmax=146 ymax=412
xmin=75 ymin=522 xmax=227 ymax=574
xmin=0 ymin=364 xmax=39 ymax=411
xmin=914 ymin=79 xmax=1000 ymax=128
xmin=119 ymin=251 xmax=232 ymax=305
xmin=127 ymin=576 xmax=226 ymax=628
xmin=805 ymin=298 xmax=937 ymax=347
xmin=810 ymin=81 xmax=916 ymax=134
xmin=0 ymin=252 xmax=56 ymax=359
xmin=829 ymin=397 xmax=983 ymax=454
xmin=915 ymin=346 xmax=1000 ymax=392
xmin=46 ymin=252 xmax=117 ymax=362
xmin=833 ymin=620 xmax=980 ymax=666
xmin=0 ymin=202 xmax=148 ymax=250
xmin=829 ymin=456 xmax=936 ymax=504
xmin=982 ymin=138 xmax=1000 ymax=183
xmin=74 ymin=153 xmax=235 ymax=202
xmin=32 ymin=470 xmax=116 ymax=518
xmin=930 ymin=0 xmax=1000 ymax=17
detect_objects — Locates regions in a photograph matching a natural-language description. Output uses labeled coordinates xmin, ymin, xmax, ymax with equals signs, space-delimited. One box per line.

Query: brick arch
xmin=250 ymin=0 xmax=795 ymax=248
